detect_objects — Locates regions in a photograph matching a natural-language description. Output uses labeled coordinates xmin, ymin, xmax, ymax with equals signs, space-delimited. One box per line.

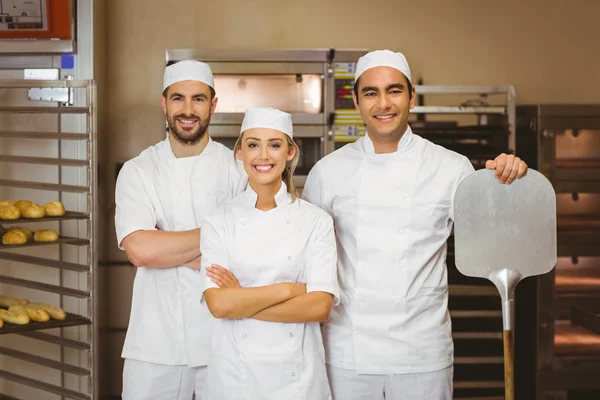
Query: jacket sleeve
xmin=114 ymin=161 xmax=157 ymax=250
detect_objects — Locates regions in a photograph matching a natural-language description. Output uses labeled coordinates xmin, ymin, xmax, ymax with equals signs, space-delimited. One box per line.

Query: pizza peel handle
xmin=453 ymin=168 xmax=557 ymax=400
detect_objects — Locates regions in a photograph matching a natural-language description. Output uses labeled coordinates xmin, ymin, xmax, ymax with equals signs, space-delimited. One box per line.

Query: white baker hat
xmin=354 ymin=50 xmax=412 ymax=84
xmin=163 ymin=60 xmax=214 ymax=91
xmin=240 ymin=107 xmax=293 ymax=138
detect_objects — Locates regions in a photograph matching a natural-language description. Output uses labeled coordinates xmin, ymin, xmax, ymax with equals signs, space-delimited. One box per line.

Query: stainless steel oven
xmin=165 ymin=49 xmax=368 ymax=188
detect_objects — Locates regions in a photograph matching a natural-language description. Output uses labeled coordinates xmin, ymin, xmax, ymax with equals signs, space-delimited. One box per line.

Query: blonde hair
xmin=234 ymin=132 xmax=300 ymax=201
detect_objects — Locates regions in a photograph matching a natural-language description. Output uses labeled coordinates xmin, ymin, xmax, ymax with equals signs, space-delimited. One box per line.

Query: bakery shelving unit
xmin=0 ymin=79 xmax=97 ymax=400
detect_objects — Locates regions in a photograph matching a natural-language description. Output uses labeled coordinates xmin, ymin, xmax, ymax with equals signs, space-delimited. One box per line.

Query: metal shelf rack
xmin=0 ymin=79 xmax=97 ymax=400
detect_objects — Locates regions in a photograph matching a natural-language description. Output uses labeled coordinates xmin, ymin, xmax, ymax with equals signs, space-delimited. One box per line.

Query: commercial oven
xmin=516 ymin=105 xmax=600 ymax=400
xmin=165 ymin=49 xmax=368 ymax=189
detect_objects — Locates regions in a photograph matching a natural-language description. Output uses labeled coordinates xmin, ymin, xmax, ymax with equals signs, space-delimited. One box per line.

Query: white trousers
xmin=122 ymin=359 xmax=208 ymax=400
xmin=327 ymin=364 xmax=453 ymax=400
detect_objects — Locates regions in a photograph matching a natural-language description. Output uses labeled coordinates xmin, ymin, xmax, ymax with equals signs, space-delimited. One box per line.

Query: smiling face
xmin=235 ymin=128 xmax=297 ymax=188
xmin=353 ymin=66 xmax=416 ymax=144
xmin=160 ymin=80 xmax=218 ymax=145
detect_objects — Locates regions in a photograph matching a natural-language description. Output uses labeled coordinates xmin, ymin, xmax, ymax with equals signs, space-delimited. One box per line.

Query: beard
xmin=166 ymin=112 xmax=210 ymax=145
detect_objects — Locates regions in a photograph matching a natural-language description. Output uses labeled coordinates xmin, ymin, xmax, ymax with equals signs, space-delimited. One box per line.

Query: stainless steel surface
xmin=0 ymin=155 xmax=88 ymax=167
xmin=166 ymin=48 xmax=367 ymax=63
xmin=211 ymin=112 xmax=325 ymax=125
xmin=18 ymin=331 xmax=91 ymax=351
xmin=0 ymin=40 xmax=75 ymax=55
xmin=209 ymin=62 xmax=325 ymax=75
xmin=0 ymin=131 xmax=89 ymax=140
xmin=0 ymin=346 xmax=90 ymax=376
xmin=0 ymin=79 xmax=97 ymax=400
xmin=0 ymin=370 xmax=89 ymax=400
xmin=0 ymin=106 xmax=88 ymax=114
xmin=0 ymin=274 xmax=89 ymax=297
xmin=454 ymin=169 xmax=557 ymax=280
xmin=0 ymin=252 xmax=90 ymax=272
xmin=0 ymin=178 xmax=89 ymax=193
xmin=209 ymin=124 xmax=325 ymax=138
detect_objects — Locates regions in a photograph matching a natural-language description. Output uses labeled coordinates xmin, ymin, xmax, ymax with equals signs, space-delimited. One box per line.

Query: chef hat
xmin=355 ymin=50 xmax=412 ymax=84
xmin=240 ymin=107 xmax=293 ymax=138
xmin=163 ymin=60 xmax=214 ymax=91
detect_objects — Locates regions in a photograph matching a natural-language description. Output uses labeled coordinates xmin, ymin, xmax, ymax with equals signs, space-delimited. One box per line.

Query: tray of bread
xmin=0 ymin=225 xmax=88 ymax=249
xmin=0 ymin=295 xmax=89 ymax=334
xmin=0 ymin=200 xmax=88 ymax=224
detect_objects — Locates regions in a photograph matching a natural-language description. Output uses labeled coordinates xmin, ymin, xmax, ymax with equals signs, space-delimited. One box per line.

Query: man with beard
xmin=302 ymin=50 xmax=528 ymax=399
xmin=115 ymin=60 xmax=246 ymax=399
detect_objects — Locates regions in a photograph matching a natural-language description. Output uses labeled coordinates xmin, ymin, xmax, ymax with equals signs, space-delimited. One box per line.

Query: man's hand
xmin=206 ymin=264 xmax=241 ymax=288
xmin=485 ymin=153 xmax=528 ymax=184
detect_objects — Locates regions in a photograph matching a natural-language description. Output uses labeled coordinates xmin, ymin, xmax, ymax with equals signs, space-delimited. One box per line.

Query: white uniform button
xmin=242 ymin=334 xmax=247 ymax=338
xmin=291 ymin=372 xmax=296 ymax=377
xmin=286 ymin=221 xmax=291 ymax=224
xmin=287 ymin=256 xmax=292 ymax=260
xmin=289 ymin=333 xmax=293 ymax=337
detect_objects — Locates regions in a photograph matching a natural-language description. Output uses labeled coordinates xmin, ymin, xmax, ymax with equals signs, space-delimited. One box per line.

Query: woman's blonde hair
xmin=234 ymin=132 xmax=300 ymax=201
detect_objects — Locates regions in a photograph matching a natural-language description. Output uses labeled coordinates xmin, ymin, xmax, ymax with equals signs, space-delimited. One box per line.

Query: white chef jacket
xmin=115 ymin=137 xmax=247 ymax=367
xmin=302 ymin=126 xmax=475 ymax=375
xmin=200 ymin=182 xmax=339 ymax=400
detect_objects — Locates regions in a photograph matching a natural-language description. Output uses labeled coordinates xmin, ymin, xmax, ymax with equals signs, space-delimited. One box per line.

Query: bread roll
xmin=33 ymin=230 xmax=59 ymax=243
xmin=0 ymin=295 xmax=29 ymax=308
xmin=2 ymin=230 xmax=27 ymax=245
xmin=0 ymin=200 xmax=15 ymax=207
xmin=0 ymin=205 xmax=21 ymax=220
xmin=14 ymin=200 xmax=32 ymax=210
xmin=8 ymin=227 xmax=32 ymax=241
xmin=26 ymin=303 xmax=66 ymax=320
xmin=9 ymin=305 xmax=50 ymax=322
xmin=44 ymin=201 xmax=66 ymax=217
xmin=0 ymin=308 xmax=30 ymax=325
xmin=22 ymin=204 xmax=45 ymax=219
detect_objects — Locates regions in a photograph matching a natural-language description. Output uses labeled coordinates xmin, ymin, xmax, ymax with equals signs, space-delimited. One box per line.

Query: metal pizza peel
xmin=453 ymin=168 xmax=557 ymax=400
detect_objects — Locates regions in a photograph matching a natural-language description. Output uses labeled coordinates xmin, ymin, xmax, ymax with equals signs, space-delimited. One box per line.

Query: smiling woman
xmin=199 ymin=107 xmax=339 ymax=400
xmin=233 ymin=110 xmax=301 ymax=205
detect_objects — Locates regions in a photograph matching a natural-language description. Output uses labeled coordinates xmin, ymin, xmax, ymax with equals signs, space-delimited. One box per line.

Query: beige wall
xmin=105 ymin=0 xmax=600 ymax=155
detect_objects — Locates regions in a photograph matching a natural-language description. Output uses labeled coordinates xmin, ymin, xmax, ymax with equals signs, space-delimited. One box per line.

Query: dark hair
xmin=162 ymin=85 xmax=216 ymax=100
xmin=353 ymin=75 xmax=413 ymax=105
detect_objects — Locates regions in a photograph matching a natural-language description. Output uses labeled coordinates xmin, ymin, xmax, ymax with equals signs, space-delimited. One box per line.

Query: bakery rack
xmin=0 ymin=80 xmax=97 ymax=399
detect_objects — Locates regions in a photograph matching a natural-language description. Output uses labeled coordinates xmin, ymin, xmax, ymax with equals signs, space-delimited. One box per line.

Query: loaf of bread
xmin=2 ymin=230 xmax=28 ymax=245
xmin=22 ymin=204 xmax=45 ymax=219
xmin=0 ymin=200 xmax=15 ymax=207
xmin=8 ymin=227 xmax=32 ymax=241
xmin=0 ymin=308 xmax=30 ymax=325
xmin=14 ymin=200 xmax=32 ymax=211
xmin=0 ymin=295 xmax=29 ymax=308
xmin=33 ymin=230 xmax=59 ymax=243
xmin=9 ymin=305 xmax=50 ymax=322
xmin=0 ymin=205 xmax=21 ymax=220
xmin=26 ymin=303 xmax=66 ymax=320
xmin=44 ymin=201 xmax=66 ymax=217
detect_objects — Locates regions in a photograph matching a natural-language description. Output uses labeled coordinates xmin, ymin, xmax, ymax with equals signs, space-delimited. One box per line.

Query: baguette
xmin=0 ymin=308 xmax=30 ymax=325
xmin=0 ymin=295 xmax=29 ymax=308
xmin=9 ymin=305 xmax=50 ymax=322
xmin=26 ymin=303 xmax=66 ymax=320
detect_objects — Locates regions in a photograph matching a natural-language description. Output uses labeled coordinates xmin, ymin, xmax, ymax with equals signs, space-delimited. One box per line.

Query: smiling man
xmin=115 ymin=60 xmax=246 ymax=399
xmin=303 ymin=50 xmax=528 ymax=399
